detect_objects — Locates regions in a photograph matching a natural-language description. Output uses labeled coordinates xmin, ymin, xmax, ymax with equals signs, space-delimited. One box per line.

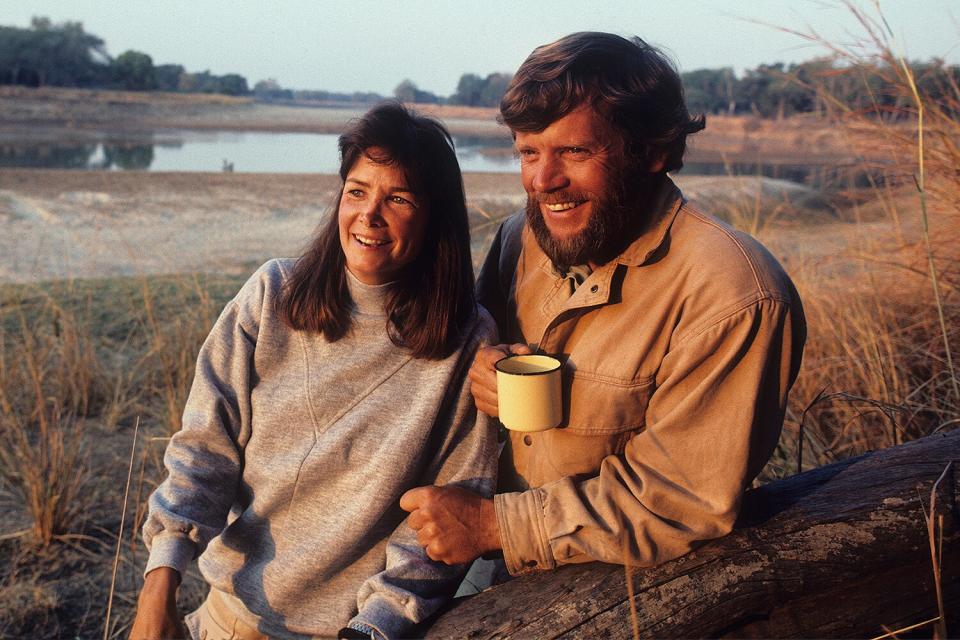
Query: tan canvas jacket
xmin=477 ymin=177 xmax=806 ymax=575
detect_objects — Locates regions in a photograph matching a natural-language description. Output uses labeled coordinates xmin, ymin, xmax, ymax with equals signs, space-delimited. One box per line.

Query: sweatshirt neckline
xmin=346 ymin=269 xmax=390 ymax=317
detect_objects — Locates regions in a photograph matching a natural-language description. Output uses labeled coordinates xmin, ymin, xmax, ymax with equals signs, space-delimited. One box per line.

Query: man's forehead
xmin=513 ymin=105 xmax=619 ymax=146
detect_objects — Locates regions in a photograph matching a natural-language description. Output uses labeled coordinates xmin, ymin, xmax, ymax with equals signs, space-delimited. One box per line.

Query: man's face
xmin=515 ymin=105 xmax=629 ymax=271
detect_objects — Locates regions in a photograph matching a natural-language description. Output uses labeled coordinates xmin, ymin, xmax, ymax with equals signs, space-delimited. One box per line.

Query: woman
xmin=130 ymin=103 xmax=497 ymax=640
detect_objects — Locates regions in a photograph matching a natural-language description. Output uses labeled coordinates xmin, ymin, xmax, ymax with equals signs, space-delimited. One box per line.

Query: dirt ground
xmin=0 ymin=168 xmax=841 ymax=284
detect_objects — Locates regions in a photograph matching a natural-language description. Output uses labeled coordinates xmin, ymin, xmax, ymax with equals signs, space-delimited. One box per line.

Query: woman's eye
xmin=347 ymin=188 xmax=364 ymax=198
xmin=390 ymin=195 xmax=415 ymax=207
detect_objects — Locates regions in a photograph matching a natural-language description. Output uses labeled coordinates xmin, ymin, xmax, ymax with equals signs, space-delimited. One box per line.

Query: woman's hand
xmin=129 ymin=567 xmax=187 ymax=640
xmin=468 ymin=343 xmax=532 ymax=416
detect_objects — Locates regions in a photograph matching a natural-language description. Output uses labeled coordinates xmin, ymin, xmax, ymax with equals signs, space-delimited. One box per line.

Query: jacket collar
xmin=613 ymin=175 xmax=683 ymax=267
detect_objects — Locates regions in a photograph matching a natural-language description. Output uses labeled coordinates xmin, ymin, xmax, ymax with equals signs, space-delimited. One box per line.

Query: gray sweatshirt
xmin=143 ymin=259 xmax=498 ymax=639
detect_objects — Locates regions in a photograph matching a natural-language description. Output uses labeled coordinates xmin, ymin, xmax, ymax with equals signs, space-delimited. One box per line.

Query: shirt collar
xmin=345 ymin=269 xmax=389 ymax=317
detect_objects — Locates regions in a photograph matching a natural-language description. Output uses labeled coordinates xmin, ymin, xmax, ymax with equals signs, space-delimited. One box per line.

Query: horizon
xmin=3 ymin=0 xmax=958 ymax=97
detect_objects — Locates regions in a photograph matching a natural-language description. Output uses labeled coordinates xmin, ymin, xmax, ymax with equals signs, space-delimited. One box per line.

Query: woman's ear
xmin=648 ymin=152 xmax=667 ymax=173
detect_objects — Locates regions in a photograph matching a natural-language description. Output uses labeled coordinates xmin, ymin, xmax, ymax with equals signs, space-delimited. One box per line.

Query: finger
xmin=416 ymin=528 xmax=433 ymax=548
xmin=406 ymin=509 xmax=424 ymax=530
xmin=509 ymin=343 xmax=533 ymax=355
xmin=476 ymin=397 xmax=499 ymax=418
xmin=399 ymin=487 xmax=428 ymax=512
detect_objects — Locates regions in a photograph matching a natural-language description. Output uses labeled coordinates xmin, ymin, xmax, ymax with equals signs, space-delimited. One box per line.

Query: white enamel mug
xmin=495 ymin=354 xmax=563 ymax=432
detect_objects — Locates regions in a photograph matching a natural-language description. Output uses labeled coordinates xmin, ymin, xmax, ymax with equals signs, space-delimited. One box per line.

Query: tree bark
xmin=422 ymin=430 xmax=960 ymax=638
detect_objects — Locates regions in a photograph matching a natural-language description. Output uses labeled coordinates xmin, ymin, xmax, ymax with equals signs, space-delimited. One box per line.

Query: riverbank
xmin=0 ymin=86 xmax=864 ymax=163
xmin=0 ymin=168 xmax=849 ymax=283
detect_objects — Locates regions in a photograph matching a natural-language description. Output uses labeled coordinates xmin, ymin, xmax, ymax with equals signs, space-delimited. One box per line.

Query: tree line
xmin=3 ymin=17 xmax=958 ymax=118
xmin=0 ymin=17 xmax=248 ymax=95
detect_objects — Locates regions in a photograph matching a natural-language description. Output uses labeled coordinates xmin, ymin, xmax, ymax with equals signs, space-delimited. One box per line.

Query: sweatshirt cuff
xmin=144 ymin=533 xmax=196 ymax=578
xmin=349 ymin=597 xmax=410 ymax=640
xmin=494 ymin=490 xmax=555 ymax=576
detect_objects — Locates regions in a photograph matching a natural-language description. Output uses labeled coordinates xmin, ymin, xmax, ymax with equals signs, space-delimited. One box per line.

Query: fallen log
xmin=423 ymin=430 xmax=960 ymax=638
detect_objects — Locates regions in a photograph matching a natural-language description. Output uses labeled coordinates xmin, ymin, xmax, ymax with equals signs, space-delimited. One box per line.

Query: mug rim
xmin=494 ymin=354 xmax=561 ymax=376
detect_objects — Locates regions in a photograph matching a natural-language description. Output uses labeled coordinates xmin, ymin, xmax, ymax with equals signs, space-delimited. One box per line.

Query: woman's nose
xmin=359 ymin=200 xmax=385 ymax=226
xmin=531 ymin=156 xmax=568 ymax=193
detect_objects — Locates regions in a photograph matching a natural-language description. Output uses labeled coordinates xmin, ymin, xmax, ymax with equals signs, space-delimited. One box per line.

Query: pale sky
xmin=3 ymin=1 xmax=958 ymax=96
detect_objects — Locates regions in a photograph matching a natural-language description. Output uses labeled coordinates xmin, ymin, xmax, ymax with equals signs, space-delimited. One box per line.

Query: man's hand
xmin=399 ymin=486 xmax=501 ymax=565
xmin=129 ymin=567 xmax=186 ymax=640
xmin=468 ymin=343 xmax=532 ymax=417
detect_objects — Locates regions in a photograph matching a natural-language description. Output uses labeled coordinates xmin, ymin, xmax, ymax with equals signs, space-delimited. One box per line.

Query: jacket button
xmin=523 ymin=435 xmax=533 ymax=446
xmin=590 ymin=284 xmax=599 ymax=293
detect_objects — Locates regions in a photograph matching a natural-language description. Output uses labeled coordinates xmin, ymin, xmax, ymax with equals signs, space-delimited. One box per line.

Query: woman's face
xmin=338 ymin=149 xmax=428 ymax=285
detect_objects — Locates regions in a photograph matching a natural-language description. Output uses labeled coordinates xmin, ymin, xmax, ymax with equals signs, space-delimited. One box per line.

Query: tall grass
xmin=0 ymin=274 xmax=240 ymax=550
xmin=755 ymin=2 xmax=960 ymax=479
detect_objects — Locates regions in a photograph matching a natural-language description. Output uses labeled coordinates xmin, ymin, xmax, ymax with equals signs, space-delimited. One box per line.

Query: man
xmin=401 ymin=32 xmax=805 ymax=577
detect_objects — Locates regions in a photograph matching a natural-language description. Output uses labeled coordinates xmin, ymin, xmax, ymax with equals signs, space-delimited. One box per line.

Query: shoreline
xmin=0 ymin=86 xmax=867 ymax=163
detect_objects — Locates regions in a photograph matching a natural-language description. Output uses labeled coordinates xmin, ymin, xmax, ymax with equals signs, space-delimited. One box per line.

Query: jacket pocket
xmin=563 ymin=370 xmax=654 ymax=435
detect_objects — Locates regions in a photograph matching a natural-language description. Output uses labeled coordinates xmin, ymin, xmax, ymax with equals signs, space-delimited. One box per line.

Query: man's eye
xmin=566 ymin=147 xmax=589 ymax=155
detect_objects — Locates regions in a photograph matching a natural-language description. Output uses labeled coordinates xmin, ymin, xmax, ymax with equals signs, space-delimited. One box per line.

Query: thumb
xmin=399 ymin=487 xmax=428 ymax=512
xmin=509 ymin=343 xmax=533 ymax=355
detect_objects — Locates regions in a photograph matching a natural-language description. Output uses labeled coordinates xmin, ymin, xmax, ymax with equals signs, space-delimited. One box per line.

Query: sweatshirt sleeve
xmin=495 ymin=295 xmax=804 ymax=574
xmin=141 ymin=264 xmax=270 ymax=578
xmin=348 ymin=309 xmax=499 ymax=639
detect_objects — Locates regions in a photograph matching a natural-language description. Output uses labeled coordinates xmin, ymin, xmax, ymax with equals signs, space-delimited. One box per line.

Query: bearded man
xmin=401 ymin=32 xmax=806 ymax=578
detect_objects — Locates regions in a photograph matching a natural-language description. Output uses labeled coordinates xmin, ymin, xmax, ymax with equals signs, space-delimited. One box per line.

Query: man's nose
xmin=531 ymin=156 xmax=569 ymax=193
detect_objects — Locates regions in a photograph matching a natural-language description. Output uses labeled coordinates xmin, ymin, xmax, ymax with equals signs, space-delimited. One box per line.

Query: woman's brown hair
xmin=275 ymin=102 xmax=475 ymax=359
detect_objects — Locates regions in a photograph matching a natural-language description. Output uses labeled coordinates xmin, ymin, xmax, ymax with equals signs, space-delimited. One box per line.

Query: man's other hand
xmin=399 ymin=486 xmax=501 ymax=565
xmin=468 ymin=343 xmax=532 ymax=417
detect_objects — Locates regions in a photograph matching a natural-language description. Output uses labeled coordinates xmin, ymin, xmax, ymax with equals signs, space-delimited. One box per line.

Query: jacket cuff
xmin=349 ymin=597 xmax=409 ymax=640
xmin=494 ymin=490 xmax=555 ymax=576
xmin=144 ymin=533 xmax=195 ymax=578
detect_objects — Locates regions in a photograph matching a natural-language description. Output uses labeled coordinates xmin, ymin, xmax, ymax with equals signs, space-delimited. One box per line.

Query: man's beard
xmin=525 ymin=169 xmax=656 ymax=274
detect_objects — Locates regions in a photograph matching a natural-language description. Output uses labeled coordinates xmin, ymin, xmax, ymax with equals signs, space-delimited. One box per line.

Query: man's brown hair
xmin=500 ymin=31 xmax=705 ymax=172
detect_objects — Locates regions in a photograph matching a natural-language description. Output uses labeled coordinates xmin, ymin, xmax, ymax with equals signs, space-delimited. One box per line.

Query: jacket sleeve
xmin=494 ymin=295 xmax=803 ymax=574
xmin=348 ymin=310 xmax=499 ymax=639
xmin=141 ymin=267 xmax=267 ymax=578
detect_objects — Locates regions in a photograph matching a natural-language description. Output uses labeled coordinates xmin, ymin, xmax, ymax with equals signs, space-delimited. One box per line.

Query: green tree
xmin=218 ymin=73 xmax=249 ymax=96
xmin=112 ymin=50 xmax=156 ymax=90
xmin=154 ymin=64 xmax=184 ymax=91
xmin=451 ymin=73 xmax=484 ymax=106
xmin=479 ymin=72 xmax=511 ymax=107
xmin=393 ymin=78 xmax=439 ymax=104
xmin=0 ymin=18 xmax=108 ymax=87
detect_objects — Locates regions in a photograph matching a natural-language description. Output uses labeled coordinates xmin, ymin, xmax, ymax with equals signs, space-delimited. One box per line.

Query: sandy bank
xmin=1 ymin=168 xmax=842 ymax=284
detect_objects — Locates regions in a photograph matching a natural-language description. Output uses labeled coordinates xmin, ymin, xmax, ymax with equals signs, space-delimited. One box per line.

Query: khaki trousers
xmin=185 ymin=588 xmax=268 ymax=640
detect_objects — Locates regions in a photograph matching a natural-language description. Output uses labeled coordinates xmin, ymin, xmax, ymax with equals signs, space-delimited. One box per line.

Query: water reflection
xmin=0 ymin=142 xmax=99 ymax=169
xmin=0 ymin=132 xmax=519 ymax=173
xmin=103 ymin=144 xmax=155 ymax=170
xmin=0 ymin=131 xmax=877 ymax=187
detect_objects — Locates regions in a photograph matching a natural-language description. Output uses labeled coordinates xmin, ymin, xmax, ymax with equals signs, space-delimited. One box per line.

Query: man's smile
xmin=544 ymin=200 xmax=586 ymax=212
